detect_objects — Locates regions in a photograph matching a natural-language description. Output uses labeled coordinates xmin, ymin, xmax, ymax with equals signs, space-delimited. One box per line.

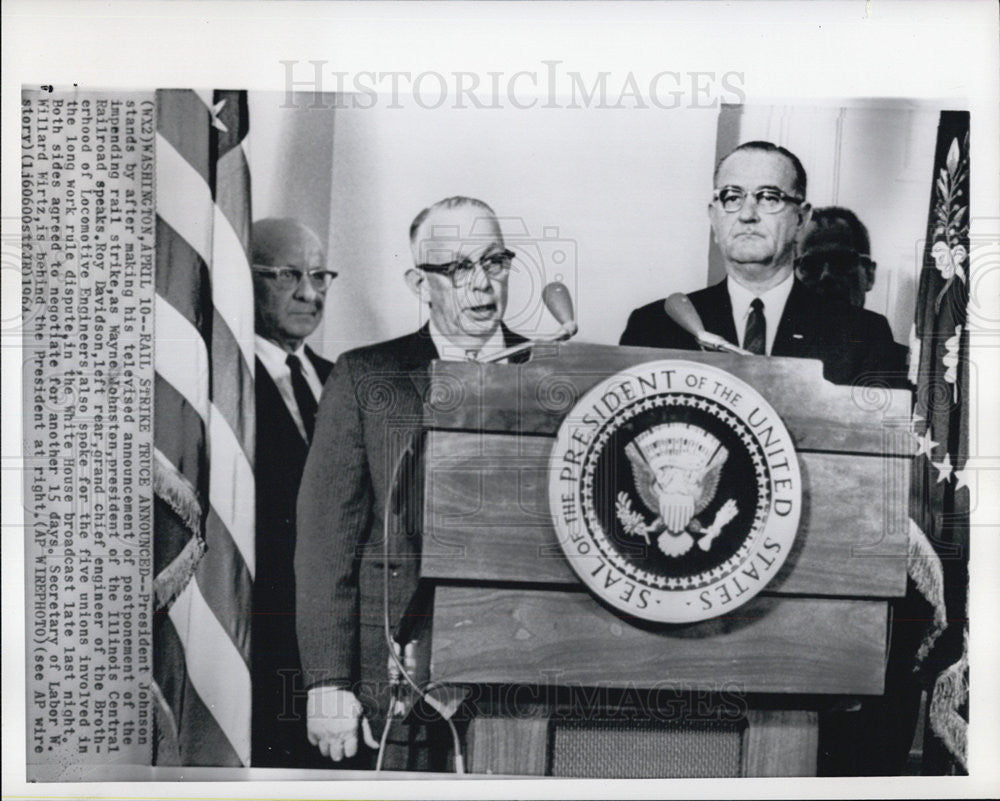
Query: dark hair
xmin=714 ymin=140 xmax=807 ymax=197
xmin=409 ymin=196 xmax=498 ymax=245
xmin=805 ymin=206 xmax=871 ymax=254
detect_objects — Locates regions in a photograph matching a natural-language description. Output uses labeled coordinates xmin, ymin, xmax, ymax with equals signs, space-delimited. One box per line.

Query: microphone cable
xmin=378 ymin=430 xmax=465 ymax=774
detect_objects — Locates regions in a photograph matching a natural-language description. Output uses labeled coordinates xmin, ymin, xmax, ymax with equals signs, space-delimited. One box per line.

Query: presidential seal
xmin=548 ymin=360 xmax=801 ymax=623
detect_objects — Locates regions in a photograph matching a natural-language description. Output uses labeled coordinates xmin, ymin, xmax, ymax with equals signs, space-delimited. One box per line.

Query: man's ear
xmin=797 ymin=202 xmax=813 ymax=230
xmin=404 ymin=268 xmax=429 ymax=301
xmin=707 ymin=202 xmax=719 ymax=245
xmin=864 ymin=260 xmax=877 ymax=291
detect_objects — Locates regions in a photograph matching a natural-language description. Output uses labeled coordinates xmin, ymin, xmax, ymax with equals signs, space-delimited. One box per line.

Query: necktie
xmin=286 ymin=354 xmax=317 ymax=441
xmin=743 ymin=297 xmax=766 ymax=355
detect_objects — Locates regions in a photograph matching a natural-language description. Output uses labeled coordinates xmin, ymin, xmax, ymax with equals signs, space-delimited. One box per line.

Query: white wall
xmin=245 ymin=94 xmax=944 ymax=360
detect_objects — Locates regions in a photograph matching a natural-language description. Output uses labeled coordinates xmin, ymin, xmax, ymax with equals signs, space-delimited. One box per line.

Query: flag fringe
xmin=929 ymin=628 xmax=968 ymax=772
xmin=153 ymin=450 xmax=206 ymax=610
xmin=907 ymin=520 xmax=948 ymax=664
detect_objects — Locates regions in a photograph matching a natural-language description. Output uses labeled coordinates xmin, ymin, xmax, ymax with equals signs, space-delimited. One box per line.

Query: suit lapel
xmin=304 ymin=345 xmax=333 ymax=384
xmin=772 ymin=280 xmax=814 ymax=357
xmin=404 ymin=324 xmax=439 ymax=399
xmin=695 ymin=280 xmax=740 ymax=346
xmin=255 ymin=357 xmax=309 ymax=451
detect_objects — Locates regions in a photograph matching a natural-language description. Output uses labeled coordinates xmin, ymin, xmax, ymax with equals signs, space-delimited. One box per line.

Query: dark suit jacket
xmin=252 ymin=346 xmax=333 ymax=768
xmin=295 ymin=323 xmax=528 ymax=761
xmin=619 ymin=278 xmax=907 ymax=387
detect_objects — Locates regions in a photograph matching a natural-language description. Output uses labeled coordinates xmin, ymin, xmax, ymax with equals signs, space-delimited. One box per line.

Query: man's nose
xmin=737 ymin=196 xmax=760 ymax=222
xmin=468 ymin=261 xmax=493 ymax=291
xmin=293 ymin=274 xmax=321 ymax=302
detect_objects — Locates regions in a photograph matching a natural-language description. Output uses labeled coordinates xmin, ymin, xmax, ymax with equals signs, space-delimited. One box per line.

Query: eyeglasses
xmin=251 ymin=265 xmax=338 ymax=291
xmin=416 ymin=249 xmax=515 ymax=287
xmin=712 ymin=186 xmax=805 ymax=214
xmin=795 ymin=249 xmax=874 ymax=276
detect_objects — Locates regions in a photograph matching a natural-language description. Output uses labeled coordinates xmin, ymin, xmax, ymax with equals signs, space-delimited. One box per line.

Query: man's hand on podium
xmin=306 ymin=686 xmax=376 ymax=761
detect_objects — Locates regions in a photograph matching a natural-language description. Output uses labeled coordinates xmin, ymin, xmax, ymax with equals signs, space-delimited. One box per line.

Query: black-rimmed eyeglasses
xmin=251 ymin=265 xmax=338 ymax=291
xmin=712 ymin=186 xmax=804 ymax=214
xmin=416 ymin=249 xmax=515 ymax=287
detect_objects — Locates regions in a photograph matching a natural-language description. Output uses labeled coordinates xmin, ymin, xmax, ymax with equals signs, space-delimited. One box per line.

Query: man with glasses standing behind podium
xmin=295 ymin=196 xmax=528 ymax=769
xmin=250 ymin=218 xmax=335 ymax=767
xmin=620 ymin=140 xmax=901 ymax=387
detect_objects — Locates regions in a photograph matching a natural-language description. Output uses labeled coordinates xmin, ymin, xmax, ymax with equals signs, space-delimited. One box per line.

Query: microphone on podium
xmin=664 ymin=293 xmax=752 ymax=356
xmin=542 ymin=281 xmax=579 ymax=340
xmin=478 ymin=281 xmax=577 ymax=363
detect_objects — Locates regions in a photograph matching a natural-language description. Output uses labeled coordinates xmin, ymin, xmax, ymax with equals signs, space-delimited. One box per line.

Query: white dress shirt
xmin=428 ymin=320 xmax=508 ymax=363
xmin=255 ymin=335 xmax=324 ymax=441
xmin=726 ymin=272 xmax=795 ymax=355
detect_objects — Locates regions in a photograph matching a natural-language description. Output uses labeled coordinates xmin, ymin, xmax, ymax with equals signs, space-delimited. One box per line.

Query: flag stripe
xmin=156 ymin=296 xmax=211 ymax=423
xmin=156 ymin=217 xmax=213 ymax=334
xmin=211 ymin=205 xmax=256 ymax=370
xmin=196 ymin=506 xmax=253 ymax=661
xmin=154 ymin=613 xmax=243 ymax=767
xmin=209 ymin=308 xmax=254 ymax=458
xmin=156 ymin=132 xmax=215 ymax=267
xmin=153 ymin=381 xmax=206 ymax=513
xmin=156 ymin=90 xmax=212 ymax=186
xmin=215 ymin=139 xmax=252 ymax=248
xmin=207 ymin=407 xmax=255 ymax=580
xmin=167 ymin=576 xmax=253 ymax=763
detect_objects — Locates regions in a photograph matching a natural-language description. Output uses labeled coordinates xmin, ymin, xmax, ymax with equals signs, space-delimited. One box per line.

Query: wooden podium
xmin=414 ymin=342 xmax=912 ymax=777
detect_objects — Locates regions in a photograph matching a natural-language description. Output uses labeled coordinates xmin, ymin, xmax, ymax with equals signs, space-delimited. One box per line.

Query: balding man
xmin=250 ymin=218 xmax=335 ymax=767
xmin=295 ymin=197 xmax=528 ymax=769
xmin=620 ymin=141 xmax=903 ymax=387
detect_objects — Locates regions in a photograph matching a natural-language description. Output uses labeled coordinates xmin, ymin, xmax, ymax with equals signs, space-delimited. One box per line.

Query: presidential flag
xmin=152 ymin=89 xmax=256 ymax=766
xmin=908 ymin=110 xmax=970 ymax=775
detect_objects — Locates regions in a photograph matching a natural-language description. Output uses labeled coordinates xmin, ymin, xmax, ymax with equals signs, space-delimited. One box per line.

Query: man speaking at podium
xmin=295 ymin=197 xmax=528 ymax=769
xmin=619 ymin=141 xmax=903 ymax=386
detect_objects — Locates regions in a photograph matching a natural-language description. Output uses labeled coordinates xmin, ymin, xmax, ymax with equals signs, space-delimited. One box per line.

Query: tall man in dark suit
xmin=295 ymin=197 xmax=528 ymax=769
xmin=620 ymin=141 xmax=904 ymax=386
xmin=250 ymin=218 xmax=335 ymax=767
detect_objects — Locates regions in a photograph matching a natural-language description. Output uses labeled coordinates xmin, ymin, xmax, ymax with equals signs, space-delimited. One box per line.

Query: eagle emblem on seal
xmin=616 ymin=423 xmax=739 ymax=557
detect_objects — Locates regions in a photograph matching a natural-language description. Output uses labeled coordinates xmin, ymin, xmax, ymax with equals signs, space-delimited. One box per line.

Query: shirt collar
xmin=255 ymin=334 xmax=309 ymax=374
xmin=428 ymin=319 xmax=506 ymax=362
xmin=727 ymin=271 xmax=795 ymax=321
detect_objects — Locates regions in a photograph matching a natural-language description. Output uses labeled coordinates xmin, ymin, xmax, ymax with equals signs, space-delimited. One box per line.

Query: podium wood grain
xmin=742 ymin=710 xmax=819 ymax=777
xmin=425 ymin=343 xmax=913 ymax=456
xmin=421 ymin=431 xmax=909 ymax=597
xmin=430 ymin=586 xmax=886 ymax=695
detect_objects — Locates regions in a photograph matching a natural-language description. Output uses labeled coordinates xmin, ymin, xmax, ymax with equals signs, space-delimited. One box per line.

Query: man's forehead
xmin=716 ymin=150 xmax=797 ymax=190
xmin=256 ymin=224 xmax=324 ymax=265
xmin=417 ymin=206 xmax=501 ymax=240
xmin=414 ymin=207 xmax=503 ymax=263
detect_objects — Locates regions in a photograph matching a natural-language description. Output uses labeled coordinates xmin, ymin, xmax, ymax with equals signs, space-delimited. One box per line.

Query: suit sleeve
xmin=857 ymin=312 xmax=909 ymax=390
xmin=619 ymin=308 xmax=644 ymax=347
xmin=295 ymin=351 xmax=372 ymax=689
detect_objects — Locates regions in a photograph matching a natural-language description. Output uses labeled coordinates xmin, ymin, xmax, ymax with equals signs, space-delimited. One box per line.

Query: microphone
xmin=478 ymin=281 xmax=577 ymax=363
xmin=542 ymin=281 xmax=578 ymax=340
xmin=664 ymin=293 xmax=751 ymax=355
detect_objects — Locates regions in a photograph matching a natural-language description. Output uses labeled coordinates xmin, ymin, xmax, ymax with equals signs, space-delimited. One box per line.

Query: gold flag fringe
xmin=929 ymin=625 xmax=968 ymax=771
xmin=907 ymin=519 xmax=948 ymax=665
xmin=153 ymin=448 xmax=206 ymax=611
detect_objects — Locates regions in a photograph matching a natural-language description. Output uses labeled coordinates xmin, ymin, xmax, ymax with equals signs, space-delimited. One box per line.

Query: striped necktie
xmin=743 ymin=297 xmax=766 ymax=355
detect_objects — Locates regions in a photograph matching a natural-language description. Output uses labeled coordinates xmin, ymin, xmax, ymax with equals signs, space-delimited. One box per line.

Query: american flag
xmin=908 ymin=110 xmax=970 ymax=774
xmin=151 ymin=89 xmax=255 ymax=766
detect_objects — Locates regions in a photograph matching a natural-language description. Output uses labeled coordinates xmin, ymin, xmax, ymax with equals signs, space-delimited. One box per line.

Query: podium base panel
xmin=550 ymin=718 xmax=742 ymax=778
